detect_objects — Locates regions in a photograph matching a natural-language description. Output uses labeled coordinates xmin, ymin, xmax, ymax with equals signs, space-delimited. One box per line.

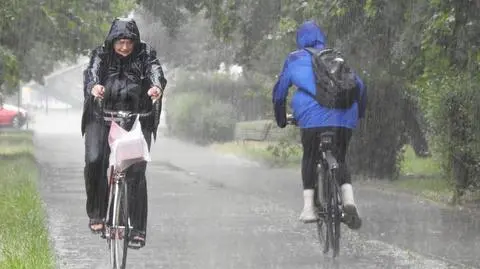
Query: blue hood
xmin=296 ymin=20 xmax=326 ymax=49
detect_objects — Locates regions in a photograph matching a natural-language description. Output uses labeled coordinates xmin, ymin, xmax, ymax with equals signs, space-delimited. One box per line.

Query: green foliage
xmin=0 ymin=133 xmax=55 ymax=268
xmin=137 ymin=0 xmax=281 ymax=66
xmin=172 ymin=69 xmax=271 ymax=121
xmin=0 ymin=0 xmax=135 ymax=94
xmin=0 ymin=47 xmax=19 ymax=93
xmin=166 ymin=92 xmax=236 ymax=144
xmin=266 ymin=126 xmax=301 ymax=166
xmin=138 ymin=0 xmax=430 ymax=179
xmin=136 ymin=9 xmax=236 ymax=71
xmin=140 ymin=0 xmax=480 ymax=197
xmin=165 ymin=69 xmax=274 ymax=144
xmin=412 ymin=0 xmax=480 ymax=198
xmin=199 ymin=99 xmax=237 ymax=143
xmin=415 ymin=71 xmax=480 ymax=198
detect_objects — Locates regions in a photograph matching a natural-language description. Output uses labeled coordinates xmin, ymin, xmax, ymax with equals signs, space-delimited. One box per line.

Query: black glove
xmin=274 ymin=102 xmax=287 ymax=128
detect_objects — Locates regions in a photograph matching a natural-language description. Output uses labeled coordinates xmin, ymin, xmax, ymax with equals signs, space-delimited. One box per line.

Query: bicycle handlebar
xmin=94 ymin=97 xmax=159 ymax=122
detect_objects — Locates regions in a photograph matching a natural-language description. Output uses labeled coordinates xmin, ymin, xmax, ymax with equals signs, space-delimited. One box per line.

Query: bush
xmin=166 ymin=92 xmax=236 ymax=144
xmin=266 ymin=126 xmax=302 ymax=166
xmin=165 ymin=92 xmax=205 ymax=140
xmin=416 ymin=72 xmax=480 ymax=201
xmin=346 ymin=73 xmax=422 ymax=180
xmin=198 ymin=100 xmax=237 ymax=143
xmin=172 ymin=69 xmax=272 ymax=121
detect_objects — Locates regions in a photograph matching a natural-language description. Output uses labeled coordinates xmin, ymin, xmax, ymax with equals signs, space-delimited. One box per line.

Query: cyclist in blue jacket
xmin=272 ymin=20 xmax=367 ymax=230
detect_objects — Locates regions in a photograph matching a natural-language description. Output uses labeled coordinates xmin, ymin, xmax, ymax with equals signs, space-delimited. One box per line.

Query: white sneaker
xmin=341 ymin=184 xmax=362 ymax=230
xmin=299 ymin=189 xmax=318 ymax=223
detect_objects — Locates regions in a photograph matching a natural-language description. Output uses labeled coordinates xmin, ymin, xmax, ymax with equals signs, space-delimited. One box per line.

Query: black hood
xmin=104 ymin=18 xmax=141 ymax=49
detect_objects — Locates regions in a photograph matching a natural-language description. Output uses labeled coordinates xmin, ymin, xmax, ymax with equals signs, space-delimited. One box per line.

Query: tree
xmin=137 ymin=0 xmax=480 ymax=195
xmin=0 ymin=0 xmax=135 ymax=94
xmin=136 ymin=0 xmax=281 ymax=68
xmin=134 ymin=7 xmax=236 ymax=70
xmin=414 ymin=0 xmax=480 ymax=200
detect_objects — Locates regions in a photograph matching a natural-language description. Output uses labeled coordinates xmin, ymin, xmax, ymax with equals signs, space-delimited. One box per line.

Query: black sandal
xmin=128 ymin=230 xmax=146 ymax=249
xmin=89 ymin=218 xmax=104 ymax=234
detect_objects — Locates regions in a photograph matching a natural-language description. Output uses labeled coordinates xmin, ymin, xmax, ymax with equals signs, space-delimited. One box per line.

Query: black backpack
xmin=303 ymin=47 xmax=359 ymax=109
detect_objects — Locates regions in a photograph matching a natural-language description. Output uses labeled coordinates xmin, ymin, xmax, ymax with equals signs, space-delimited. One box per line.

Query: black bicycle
xmin=286 ymin=114 xmax=344 ymax=258
xmin=96 ymin=98 xmax=160 ymax=269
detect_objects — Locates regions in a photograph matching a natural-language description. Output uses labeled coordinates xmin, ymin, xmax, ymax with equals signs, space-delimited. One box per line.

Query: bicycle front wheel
xmin=109 ymin=180 xmax=129 ymax=269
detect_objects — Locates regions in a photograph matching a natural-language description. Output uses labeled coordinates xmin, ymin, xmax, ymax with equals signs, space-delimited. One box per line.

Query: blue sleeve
xmin=355 ymin=75 xmax=367 ymax=119
xmin=272 ymin=57 xmax=292 ymax=128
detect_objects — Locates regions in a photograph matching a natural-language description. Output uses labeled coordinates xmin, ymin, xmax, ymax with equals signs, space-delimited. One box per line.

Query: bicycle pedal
xmin=127 ymin=245 xmax=143 ymax=250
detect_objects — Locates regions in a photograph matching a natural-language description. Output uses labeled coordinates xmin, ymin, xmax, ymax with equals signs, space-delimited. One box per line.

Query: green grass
xmin=400 ymin=146 xmax=441 ymax=177
xmin=211 ymin=140 xmax=302 ymax=167
xmin=394 ymin=146 xmax=453 ymax=203
xmin=0 ymin=131 xmax=34 ymax=157
xmin=391 ymin=176 xmax=453 ymax=203
xmin=211 ymin=141 xmax=271 ymax=159
xmin=0 ymin=132 xmax=55 ymax=269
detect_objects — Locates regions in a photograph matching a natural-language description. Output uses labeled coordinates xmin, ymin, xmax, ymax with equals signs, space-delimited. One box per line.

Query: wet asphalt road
xmin=32 ymin=110 xmax=480 ymax=269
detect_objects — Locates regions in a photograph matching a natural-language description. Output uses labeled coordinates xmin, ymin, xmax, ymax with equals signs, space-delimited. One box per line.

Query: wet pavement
xmin=32 ymin=110 xmax=479 ymax=269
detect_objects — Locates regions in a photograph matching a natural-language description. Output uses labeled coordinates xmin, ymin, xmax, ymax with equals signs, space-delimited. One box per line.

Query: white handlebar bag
xmin=108 ymin=115 xmax=151 ymax=172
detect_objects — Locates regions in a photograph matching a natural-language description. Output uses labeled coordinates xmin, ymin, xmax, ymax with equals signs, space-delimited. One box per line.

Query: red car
xmin=0 ymin=103 xmax=28 ymax=128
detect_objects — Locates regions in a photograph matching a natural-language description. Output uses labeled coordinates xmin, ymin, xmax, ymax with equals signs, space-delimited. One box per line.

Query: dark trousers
xmin=84 ymin=120 xmax=151 ymax=234
xmin=301 ymin=127 xmax=352 ymax=190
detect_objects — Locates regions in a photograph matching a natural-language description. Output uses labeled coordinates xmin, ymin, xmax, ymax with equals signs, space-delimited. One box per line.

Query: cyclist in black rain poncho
xmin=81 ymin=17 xmax=167 ymax=248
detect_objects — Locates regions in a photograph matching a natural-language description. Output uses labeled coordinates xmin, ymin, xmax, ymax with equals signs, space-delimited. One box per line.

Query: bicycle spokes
xmin=105 ymin=177 xmax=130 ymax=269
xmin=316 ymin=168 xmax=342 ymax=258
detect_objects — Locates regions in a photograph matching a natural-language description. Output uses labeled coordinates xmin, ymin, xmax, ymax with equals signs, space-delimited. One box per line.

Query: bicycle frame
xmin=315 ymin=132 xmax=343 ymax=257
xmin=95 ymin=98 xmax=158 ymax=269
xmin=103 ymin=114 xmax=151 ymax=269
xmin=104 ymin=169 xmax=129 ymax=241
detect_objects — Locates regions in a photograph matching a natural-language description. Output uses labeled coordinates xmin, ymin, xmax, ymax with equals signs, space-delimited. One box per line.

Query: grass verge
xmin=211 ymin=140 xmax=302 ymax=167
xmin=0 ymin=131 xmax=55 ymax=269
xmin=393 ymin=146 xmax=454 ymax=204
xmin=211 ymin=140 xmax=458 ymax=204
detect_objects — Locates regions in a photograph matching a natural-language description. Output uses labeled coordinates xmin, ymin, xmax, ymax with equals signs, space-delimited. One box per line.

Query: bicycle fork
xmin=104 ymin=169 xmax=128 ymax=240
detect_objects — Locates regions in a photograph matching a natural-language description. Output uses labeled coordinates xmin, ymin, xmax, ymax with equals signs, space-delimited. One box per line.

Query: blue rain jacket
xmin=272 ymin=20 xmax=367 ymax=129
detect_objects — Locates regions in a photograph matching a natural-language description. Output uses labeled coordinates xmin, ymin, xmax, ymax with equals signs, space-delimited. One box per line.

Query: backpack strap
xmin=304 ymin=47 xmax=316 ymax=55
xmin=304 ymin=47 xmax=334 ymax=56
xmin=299 ymin=47 xmax=322 ymax=100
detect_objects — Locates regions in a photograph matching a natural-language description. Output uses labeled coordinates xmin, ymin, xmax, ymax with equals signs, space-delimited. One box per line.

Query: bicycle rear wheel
xmin=330 ymin=171 xmax=341 ymax=257
xmin=322 ymin=169 xmax=335 ymax=255
xmin=109 ymin=179 xmax=129 ymax=269
xmin=314 ymin=165 xmax=327 ymax=253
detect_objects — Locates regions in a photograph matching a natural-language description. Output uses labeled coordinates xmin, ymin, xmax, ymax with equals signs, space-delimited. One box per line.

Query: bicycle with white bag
xmin=95 ymin=97 xmax=159 ymax=269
